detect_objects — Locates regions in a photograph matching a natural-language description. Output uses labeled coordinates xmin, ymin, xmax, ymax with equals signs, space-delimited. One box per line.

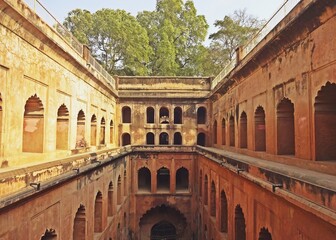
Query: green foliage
xmin=63 ymin=9 xmax=150 ymax=75
xmin=137 ymin=0 xmax=208 ymax=76
xmin=62 ymin=5 xmax=263 ymax=77
xmin=209 ymin=9 xmax=264 ymax=66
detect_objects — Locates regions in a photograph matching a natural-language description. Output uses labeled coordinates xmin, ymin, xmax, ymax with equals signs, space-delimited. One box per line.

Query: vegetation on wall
xmin=63 ymin=0 xmax=263 ymax=77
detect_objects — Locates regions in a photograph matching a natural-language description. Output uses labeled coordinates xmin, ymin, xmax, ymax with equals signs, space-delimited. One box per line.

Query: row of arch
xmin=122 ymin=106 xmax=183 ymax=124
xmin=73 ymin=172 xmax=127 ymax=240
xmin=121 ymin=105 xmax=208 ymax=125
xmin=22 ymin=94 xmax=114 ymax=153
xmin=210 ymin=82 xmax=336 ymax=160
xmin=200 ymin=172 xmax=272 ymax=240
xmin=138 ymin=167 xmax=189 ymax=192
xmin=121 ymin=132 xmax=183 ymax=146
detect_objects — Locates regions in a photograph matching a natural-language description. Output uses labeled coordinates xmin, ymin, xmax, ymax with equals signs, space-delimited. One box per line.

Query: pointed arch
xmin=314 ymin=82 xmax=336 ymax=160
xmin=56 ymin=104 xmax=69 ymax=150
xmin=23 ymin=94 xmax=44 ymax=152
xmin=210 ymin=181 xmax=216 ymax=217
xmin=73 ymin=205 xmax=86 ymax=240
xmin=76 ymin=110 xmax=85 ymax=147
xmin=235 ymin=205 xmax=246 ymax=240
xmin=90 ymin=114 xmax=97 ymax=146
xmin=176 ymin=167 xmax=189 ymax=191
xmin=255 ymin=106 xmax=266 ymax=151
xmin=117 ymin=175 xmax=122 ymax=205
xmin=109 ymin=119 xmax=114 ymax=144
xmin=157 ymin=167 xmax=170 ymax=192
xmin=204 ymin=175 xmax=208 ymax=205
xmin=220 ymin=190 xmax=228 ymax=233
xmin=213 ymin=120 xmax=218 ymax=144
xmin=229 ymin=115 xmax=235 ymax=147
xmin=240 ymin=112 xmax=247 ymax=148
xmin=258 ymin=227 xmax=272 ymax=240
xmin=138 ymin=167 xmax=151 ymax=192
xmin=222 ymin=118 xmax=226 ymax=145
xmin=100 ymin=117 xmax=105 ymax=145
xmin=108 ymin=182 xmax=114 ymax=216
xmin=277 ymin=98 xmax=295 ymax=155
xmin=94 ymin=191 xmax=103 ymax=233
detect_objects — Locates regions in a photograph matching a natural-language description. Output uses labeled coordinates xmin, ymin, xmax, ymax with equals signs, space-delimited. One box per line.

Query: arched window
xmin=73 ymin=205 xmax=86 ymax=240
xmin=159 ymin=132 xmax=169 ymax=145
xmin=100 ymin=117 xmax=105 ymax=145
xmin=235 ymin=205 xmax=246 ymax=240
xmin=108 ymin=182 xmax=114 ymax=216
xmin=258 ymin=227 xmax=272 ymax=240
xmin=94 ymin=192 xmax=103 ymax=233
xmin=277 ymin=98 xmax=295 ymax=155
xmin=122 ymin=106 xmax=131 ymax=123
xmin=121 ymin=133 xmax=131 ymax=146
xmin=174 ymin=107 xmax=182 ymax=124
xmin=90 ymin=114 xmax=97 ymax=146
xmin=213 ymin=120 xmax=218 ymax=144
xmin=197 ymin=107 xmax=207 ymax=124
xmin=56 ymin=104 xmax=69 ymax=150
xmin=41 ymin=229 xmax=57 ymax=240
xmin=147 ymin=107 xmax=155 ymax=123
xmin=124 ymin=170 xmax=127 ymax=196
xmin=173 ymin=132 xmax=182 ymax=145
xmin=255 ymin=106 xmax=266 ymax=151
xmin=220 ymin=190 xmax=228 ymax=233
xmin=157 ymin=167 xmax=170 ymax=192
xmin=146 ymin=132 xmax=155 ymax=145
xmin=151 ymin=221 xmax=176 ymax=240
xmin=240 ymin=112 xmax=247 ymax=148
xmin=199 ymin=170 xmax=202 ymax=197
xmin=117 ymin=175 xmax=122 ymax=205
xmin=204 ymin=175 xmax=208 ymax=205
xmin=159 ymin=107 xmax=169 ymax=124
xmin=229 ymin=116 xmax=235 ymax=147
xmin=176 ymin=167 xmax=189 ymax=191
xmin=138 ymin=167 xmax=151 ymax=192
xmin=210 ymin=181 xmax=216 ymax=216
xmin=110 ymin=119 xmax=114 ymax=144
xmin=314 ymin=82 xmax=336 ymax=160
xmin=197 ymin=132 xmax=206 ymax=146
xmin=76 ymin=110 xmax=86 ymax=148
xmin=23 ymin=94 xmax=44 ymax=152
xmin=222 ymin=118 xmax=226 ymax=145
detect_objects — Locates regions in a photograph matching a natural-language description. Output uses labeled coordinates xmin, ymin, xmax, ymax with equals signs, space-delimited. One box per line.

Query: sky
xmin=25 ymin=0 xmax=285 ymax=38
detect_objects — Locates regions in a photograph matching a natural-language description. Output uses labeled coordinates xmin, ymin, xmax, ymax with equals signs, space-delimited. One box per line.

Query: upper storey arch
xmin=314 ymin=82 xmax=336 ymax=161
xmin=23 ymin=94 xmax=44 ymax=153
xmin=122 ymin=106 xmax=131 ymax=123
xmin=197 ymin=107 xmax=207 ymax=124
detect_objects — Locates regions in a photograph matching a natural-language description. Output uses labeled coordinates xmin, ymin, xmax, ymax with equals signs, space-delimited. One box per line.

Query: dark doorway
xmin=174 ymin=107 xmax=182 ymax=124
xmin=151 ymin=221 xmax=176 ymax=240
xmin=235 ymin=205 xmax=246 ymax=240
xmin=314 ymin=82 xmax=336 ymax=160
xmin=157 ymin=167 xmax=170 ymax=192
xmin=197 ymin=133 xmax=206 ymax=146
xmin=255 ymin=106 xmax=266 ymax=151
xmin=277 ymin=98 xmax=295 ymax=155
xmin=146 ymin=132 xmax=155 ymax=145
xmin=159 ymin=132 xmax=169 ymax=145
xmin=197 ymin=107 xmax=207 ymax=124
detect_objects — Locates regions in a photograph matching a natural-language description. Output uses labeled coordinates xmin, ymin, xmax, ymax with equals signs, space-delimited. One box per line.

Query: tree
xmin=63 ymin=9 xmax=151 ymax=75
xmin=63 ymin=9 xmax=93 ymax=46
xmin=137 ymin=0 xmax=208 ymax=76
xmin=209 ymin=9 xmax=264 ymax=71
